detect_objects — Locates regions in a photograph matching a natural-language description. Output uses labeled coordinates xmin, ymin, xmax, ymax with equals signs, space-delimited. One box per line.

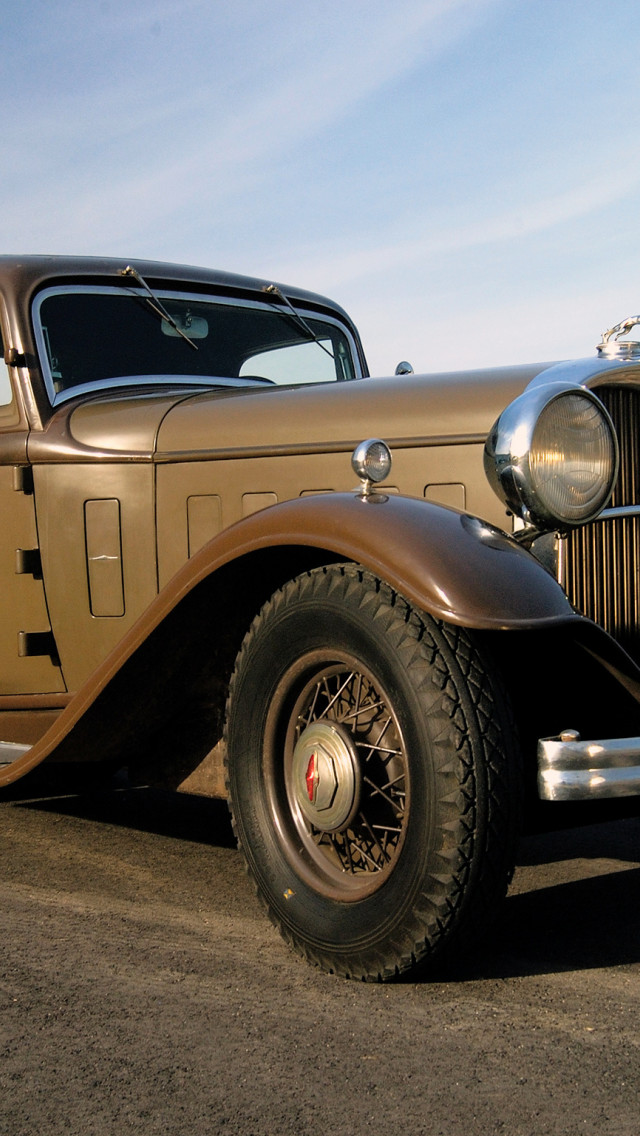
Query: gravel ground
xmin=1 ymin=772 xmax=639 ymax=1136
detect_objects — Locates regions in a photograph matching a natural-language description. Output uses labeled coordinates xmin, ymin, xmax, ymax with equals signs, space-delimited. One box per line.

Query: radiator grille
xmin=564 ymin=385 xmax=640 ymax=659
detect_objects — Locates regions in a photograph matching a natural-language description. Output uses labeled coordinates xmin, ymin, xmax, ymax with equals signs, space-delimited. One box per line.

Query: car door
xmin=0 ymin=349 xmax=65 ymax=696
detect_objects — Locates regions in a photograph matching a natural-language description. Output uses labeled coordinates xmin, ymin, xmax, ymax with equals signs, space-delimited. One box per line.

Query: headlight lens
xmin=530 ymin=393 xmax=616 ymax=523
xmin=351 ymin=438 xmax=392 ymax=485
xmin=485 ymin=385 xmax=619 ymax=531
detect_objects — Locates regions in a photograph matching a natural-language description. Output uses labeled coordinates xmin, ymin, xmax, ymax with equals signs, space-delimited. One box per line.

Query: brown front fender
xmin=1 ymin=491 xmax=577 ymax=787
xmin=204 ymin=490 xmax=574 ymax=630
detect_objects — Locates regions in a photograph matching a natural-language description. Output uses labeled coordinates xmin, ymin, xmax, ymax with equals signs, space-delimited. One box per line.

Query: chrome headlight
xmin=484 ymin=384 xmax=619 ymax=532
xmin=351 ymin=438 xmax=392 ymax=491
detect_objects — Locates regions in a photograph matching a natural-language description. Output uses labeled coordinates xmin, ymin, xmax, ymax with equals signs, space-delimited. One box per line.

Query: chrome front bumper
xmin=538 ymin=729 xmax=640 ymax=801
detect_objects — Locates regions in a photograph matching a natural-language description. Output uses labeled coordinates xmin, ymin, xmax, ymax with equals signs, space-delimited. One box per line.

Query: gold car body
xmin=0 ymin=255 xmax=637 ymax=808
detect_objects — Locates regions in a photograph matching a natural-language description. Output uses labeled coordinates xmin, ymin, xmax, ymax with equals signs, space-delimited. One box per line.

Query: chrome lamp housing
xmin=351 ymin=438 xmax=392 ymax=497
xmin=484 ymin=383 xmax=619 ymax=536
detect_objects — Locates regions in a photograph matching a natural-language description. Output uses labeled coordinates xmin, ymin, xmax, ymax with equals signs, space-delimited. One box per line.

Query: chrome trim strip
xmin=0 ymin=740 xmax=32 ymax=765
xmin=538 ymin=733 xmax=640 ymax=800
xmin=595 ymin=504 xmax=640 ymax=520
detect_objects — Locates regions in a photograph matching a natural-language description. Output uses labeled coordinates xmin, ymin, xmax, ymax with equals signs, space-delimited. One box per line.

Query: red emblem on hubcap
xmin=305 ymin=753 xmax=317 ymax=803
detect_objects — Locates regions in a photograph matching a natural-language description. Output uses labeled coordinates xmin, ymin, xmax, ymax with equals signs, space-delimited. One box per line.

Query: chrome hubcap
xmin=292 ymin=720 xmax=361 ymax=832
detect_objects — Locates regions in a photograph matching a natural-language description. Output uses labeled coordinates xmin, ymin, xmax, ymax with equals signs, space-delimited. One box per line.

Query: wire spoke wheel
xmin=271 ymin=656 xmax=409 ymax=898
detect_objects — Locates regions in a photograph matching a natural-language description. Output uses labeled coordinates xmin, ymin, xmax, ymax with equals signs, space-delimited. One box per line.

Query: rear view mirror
xmin=161 ymin=312 xmax=209 ymax=339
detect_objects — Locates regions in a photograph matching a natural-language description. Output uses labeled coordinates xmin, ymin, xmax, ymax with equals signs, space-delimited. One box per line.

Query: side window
xmin=0 ymin=332 xmax=12 ymax=406
xmin=239 ymin=337 xmax=355 ymax=385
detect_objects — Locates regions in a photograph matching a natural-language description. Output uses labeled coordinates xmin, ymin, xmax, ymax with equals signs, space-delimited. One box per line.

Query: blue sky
xmin=2 ymin=0 xmax=640 ymax=374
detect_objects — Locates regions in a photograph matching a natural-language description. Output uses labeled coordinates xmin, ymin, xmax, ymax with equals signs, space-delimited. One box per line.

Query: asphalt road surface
xmin=1 ymin=770 xmax=639 ymax=1136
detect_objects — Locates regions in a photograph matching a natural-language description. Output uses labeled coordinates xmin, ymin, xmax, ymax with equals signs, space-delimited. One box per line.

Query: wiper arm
xmin=262 ymin=284 xmax=334 ymax=361
xmin=119 ymin=265 xmax=199 ymax=351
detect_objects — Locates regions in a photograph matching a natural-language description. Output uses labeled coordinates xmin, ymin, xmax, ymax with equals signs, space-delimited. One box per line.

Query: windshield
xmin=33 ymin=285 xmax=360 ymax=404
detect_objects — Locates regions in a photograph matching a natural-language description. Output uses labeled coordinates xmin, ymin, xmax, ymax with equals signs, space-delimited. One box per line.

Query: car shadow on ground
xmin=4 ymin=768 xmax=639 ymax=982
xmin=2 ymin=766 xmax=237 ymax=848
xmin=478 ymin=863 xmax=640 ymax=979
xmin=452 ymin=815 xmax=640 ymax=982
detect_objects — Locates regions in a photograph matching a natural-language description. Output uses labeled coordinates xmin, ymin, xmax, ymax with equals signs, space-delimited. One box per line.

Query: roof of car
xmin=0 ymin=254 xmax=352 ymax=321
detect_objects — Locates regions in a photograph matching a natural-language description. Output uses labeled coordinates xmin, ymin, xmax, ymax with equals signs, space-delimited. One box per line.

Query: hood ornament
xmin=597 ymin=315 xmax=640 ymax=359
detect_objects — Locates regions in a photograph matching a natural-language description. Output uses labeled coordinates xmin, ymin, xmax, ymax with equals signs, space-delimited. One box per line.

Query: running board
xmin=0 ymin=740 xmax=32 ymax=766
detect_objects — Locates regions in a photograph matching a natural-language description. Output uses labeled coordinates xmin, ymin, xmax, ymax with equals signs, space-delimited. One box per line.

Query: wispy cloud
xmin=0 ymin=0 xmax=505 ymax=250
xmin=273 ymin=161 xmax=640 ymax=293
xmin=2 ymin=0 xmax=639 ymax=377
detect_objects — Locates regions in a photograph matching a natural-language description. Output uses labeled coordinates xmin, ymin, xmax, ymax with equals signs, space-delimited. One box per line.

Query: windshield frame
xmin=32 ymin=284 xmax=364 ymax=407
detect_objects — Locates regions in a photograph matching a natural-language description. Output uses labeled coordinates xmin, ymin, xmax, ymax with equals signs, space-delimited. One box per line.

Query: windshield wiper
xmin=262 ymin=283 xmax=334 ymax=361
xmin=119 ymin=265 xmax=199 ymax=351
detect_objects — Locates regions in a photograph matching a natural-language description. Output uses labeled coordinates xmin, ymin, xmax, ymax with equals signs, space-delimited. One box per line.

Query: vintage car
xmin=0 ymin=254 xmax=639 ymax=981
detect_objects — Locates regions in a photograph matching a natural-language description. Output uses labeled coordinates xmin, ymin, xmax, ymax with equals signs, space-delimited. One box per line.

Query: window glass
xmin=0 ymin=332 xmax=12 ymax=405
xmin=34 ymin=287 xmax=359 ymax=404
xmin=240 ymin=338 xmax=350 ymax=385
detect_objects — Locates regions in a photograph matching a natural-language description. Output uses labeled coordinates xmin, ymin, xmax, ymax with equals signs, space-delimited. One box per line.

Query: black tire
xmin=225 ymin=564 xmax=521 ymax=981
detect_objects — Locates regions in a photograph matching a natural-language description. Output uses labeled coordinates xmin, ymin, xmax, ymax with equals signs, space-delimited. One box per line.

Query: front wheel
xmin=225 ymin=564 xmax=520 ymax=981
